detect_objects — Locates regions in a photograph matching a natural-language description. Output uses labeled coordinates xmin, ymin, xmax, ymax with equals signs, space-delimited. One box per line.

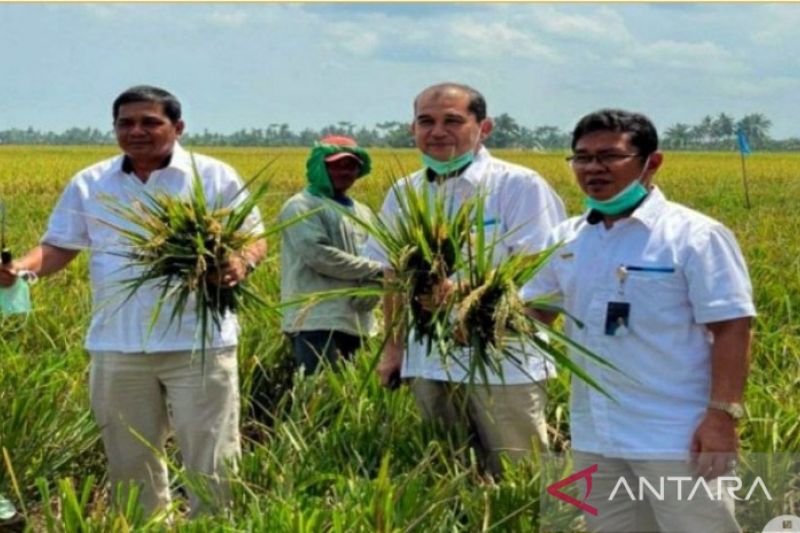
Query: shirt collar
xmin=113 ymin=142 xmax=193 ymax=177
xmin=422 ymin=145 xmax=491 ymax=185
xmin=585 ymin=186 xmax=668 ymax=230
xmin=425 ymin=164 xmax=470 ymax=182
xmin=629 ymin=186 xmax=667 ymax=229
xmin=461 ymin=145 xmax=491 ymax=186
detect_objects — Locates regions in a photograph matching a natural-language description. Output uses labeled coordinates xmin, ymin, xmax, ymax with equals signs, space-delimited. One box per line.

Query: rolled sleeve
xmin=686 ymin=224 xmax=756 ymax=324
xmin=520 ymin=232 xmax=563 ymax=304
xmin=41 ymin=178 xmax=90 ymax=250
xmin=218 ymin=167 xmax=265 ymax=236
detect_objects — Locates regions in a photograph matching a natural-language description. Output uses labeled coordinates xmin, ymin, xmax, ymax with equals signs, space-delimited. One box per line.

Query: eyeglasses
xmin=565 ymin=153 xmax=640 ymax=167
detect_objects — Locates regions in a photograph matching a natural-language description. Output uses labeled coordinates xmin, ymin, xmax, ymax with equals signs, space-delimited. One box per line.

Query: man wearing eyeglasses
xmin=523 ymin=109 xmax=754 ymax=532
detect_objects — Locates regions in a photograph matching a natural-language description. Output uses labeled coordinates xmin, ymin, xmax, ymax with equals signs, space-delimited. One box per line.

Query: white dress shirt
xmin=521 ymin=187 xmax=756 ymax=457
xmin=42 ymin=143 xmax=263 ymax=353
xmin=366 ymin=146 xmax=566 ymax=384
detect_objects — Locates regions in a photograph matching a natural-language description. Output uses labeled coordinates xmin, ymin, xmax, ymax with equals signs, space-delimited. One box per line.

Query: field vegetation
xmin=0 ymin=146 xmax=798 ymax=531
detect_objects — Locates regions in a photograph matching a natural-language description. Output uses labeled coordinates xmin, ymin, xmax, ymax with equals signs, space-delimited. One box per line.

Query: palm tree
xmin=375 ymin=121 xmax=413 ymax=148
xmin=737 ymin=114 xmax=772 ymax=149
xmin=712 ymin=113 xmax=736 ymax=149
xmin=533 ymin=125 xmax=567 ymax=150
xmin=487 ymin=113 xmax=521 ymax=148
xmin=691 ymin=115 xmax=714 ymax=146
xmin=664 ymin=123 xmax=693 ymax=150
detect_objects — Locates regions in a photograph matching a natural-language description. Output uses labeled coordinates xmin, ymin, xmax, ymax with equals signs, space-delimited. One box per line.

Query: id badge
xmin=605 ymin=301 xmax=630 ymax=336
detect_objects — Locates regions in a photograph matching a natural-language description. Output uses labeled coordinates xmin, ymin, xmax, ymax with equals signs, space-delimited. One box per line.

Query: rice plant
xmin=97 ymin=156 xmax=282 ymax=370
xmin=1 ymin=146 xmax=798 ymax=530
xmin=340 ymin=176 xmax=616 ymax=391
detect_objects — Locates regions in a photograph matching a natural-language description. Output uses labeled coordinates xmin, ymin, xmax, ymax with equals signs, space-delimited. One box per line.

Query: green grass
xmin=0 ymin=146 xmax=798 ymax=531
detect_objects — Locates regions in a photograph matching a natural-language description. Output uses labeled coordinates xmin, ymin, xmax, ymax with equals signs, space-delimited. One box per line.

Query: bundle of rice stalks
xmin=390 ymin=183 xmax=474 ymax=341
xmin=99 ymin=156 xmax=281 ymax=371
xmin=343 ymin=177 xmax=616 ymax=393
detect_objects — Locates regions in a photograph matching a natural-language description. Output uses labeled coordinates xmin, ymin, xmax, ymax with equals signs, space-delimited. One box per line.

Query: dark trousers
xmin=290 ymin=330 xmax=362 ymax=374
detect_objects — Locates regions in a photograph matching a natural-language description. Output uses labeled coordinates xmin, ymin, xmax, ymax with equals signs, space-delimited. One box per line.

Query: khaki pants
xmin=409 ymin=378 xmax=548 ymax=476
xmin=89 ymin=348 xmax=241 ymax=517
xmin=574 ymin=451 xmax=741 ymax=533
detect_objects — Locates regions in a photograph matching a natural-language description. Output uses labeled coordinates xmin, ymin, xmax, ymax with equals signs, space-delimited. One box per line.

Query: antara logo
xmin=546 ymin=463 xmax=773 ymax=515
xmin=546 ymin=464 xmax=599 ymax=516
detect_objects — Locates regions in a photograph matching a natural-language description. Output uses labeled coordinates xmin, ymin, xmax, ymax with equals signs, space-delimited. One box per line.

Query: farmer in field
xmin=522 ymin=109 xmax=754 ymax=532
xmin=279 ymin=135 xmax=383 ymax=373
xmin=0 ymin=85 xmax=266 ymax=517
xmin=366 ymin=82 xmax=566 ymax=475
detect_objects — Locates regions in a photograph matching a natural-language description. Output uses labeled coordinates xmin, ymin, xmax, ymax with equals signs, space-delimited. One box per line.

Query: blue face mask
xmin=422 ymin=150 xmax=475 ymax=176
xmin=585 ymin=157 xmax=651 ymax=216
xmin=0 ymin=278 xmax=31 ymax=316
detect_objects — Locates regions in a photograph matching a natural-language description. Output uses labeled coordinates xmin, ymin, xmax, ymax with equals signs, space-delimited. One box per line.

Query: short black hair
xmin=414 ymin=82 xmax=487 ymax=122
xmin=571 ymin=109 xmax=658 ymax=157
xmin=112 ymin=85 xmax=182 ymax=123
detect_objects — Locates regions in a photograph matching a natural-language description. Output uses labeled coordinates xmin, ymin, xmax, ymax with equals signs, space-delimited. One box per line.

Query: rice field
xmin=0 ymin=146 xmax=798 ymax=531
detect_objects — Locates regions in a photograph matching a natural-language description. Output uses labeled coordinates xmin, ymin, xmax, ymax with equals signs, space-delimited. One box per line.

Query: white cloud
xmin=717 ymin=76 xmax=800 ymax=98
xmin=5 ymin=3 xmax=800 ymax=138
xmin=634 ymin=40 xmax=747 ymax=74
xmin=80 ymin=4 xmax=132 ymax=20
xmin=449 ymin=19 xmax=561 ymax=62
xmin=750 ymin=4 xmax=800 ymax=46
xmin=324 ymin=22 xmax=381 ymax=57
xmin=204 ymin=9 xmax=249 ymax=28
xmin=320 ymin=14 xmax=559 ymax=64
xmin=532 ymin=6 xmax=634 ymax=45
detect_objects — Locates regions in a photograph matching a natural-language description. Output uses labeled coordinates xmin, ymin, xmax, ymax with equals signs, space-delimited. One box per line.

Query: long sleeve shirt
xmin=279 ymin=190 xmax=383 ymax=336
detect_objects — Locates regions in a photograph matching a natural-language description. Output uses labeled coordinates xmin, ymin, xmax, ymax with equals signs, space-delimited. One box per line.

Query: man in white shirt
xmin=523 ymin=109 xmax=754 ymax=532
xmin=0 ymin=85 xmax=266 ymax=516
xmin=367 ymin=82 xmax=566 ymax=475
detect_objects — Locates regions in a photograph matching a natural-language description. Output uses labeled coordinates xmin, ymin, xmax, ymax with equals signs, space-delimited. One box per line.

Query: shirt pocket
xmin=624 ymin=267 xmax=690 ymax=319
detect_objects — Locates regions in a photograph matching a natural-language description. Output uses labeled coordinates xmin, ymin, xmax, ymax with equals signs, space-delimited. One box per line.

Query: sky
xmin=1 ymin=2 xmax=799 ymax=138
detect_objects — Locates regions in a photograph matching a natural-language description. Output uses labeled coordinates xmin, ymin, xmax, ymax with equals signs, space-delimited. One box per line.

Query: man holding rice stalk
xmin=0 ymin=85 xmax=266 ymax=517
xmin=366 ymin=82 xmax=567 ymax=476
xmin=279 ymin=135 xmax=383 ymax=374
xmin=523 ymin=109 xmax=754 ymax=532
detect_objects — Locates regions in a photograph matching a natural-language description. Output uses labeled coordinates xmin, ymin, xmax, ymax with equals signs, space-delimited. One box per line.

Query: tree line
xmin=2 ymin=112 xmax=798 ymax=150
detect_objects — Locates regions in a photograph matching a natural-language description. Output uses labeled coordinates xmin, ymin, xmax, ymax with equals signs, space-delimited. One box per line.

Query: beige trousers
xmin=574 ymin=451 xmax=741 ymax=533
xmin=89 ymin=348 xmax=241 ymax=517
xmin=409 ymin=378 xmax=548 ymax=476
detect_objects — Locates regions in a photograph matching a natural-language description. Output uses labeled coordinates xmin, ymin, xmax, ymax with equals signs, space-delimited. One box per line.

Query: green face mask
xmin=585 ymin=157 xmax=650 ymax=216
xmin=0 ymin=278 xmax=31 ymax=316
xmin=422 ymin=150 xmax=475 ymax=176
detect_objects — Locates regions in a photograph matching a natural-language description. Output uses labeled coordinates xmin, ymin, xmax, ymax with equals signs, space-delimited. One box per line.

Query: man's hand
xmin=208 ymin=254 xmax=249 ymax=288
xmin=690 ymin=409 xmax=738 ymax=480
xmin=0 ymin=244 xmax=78 ymax=286
xmin=377 ymin=341 xmax=403 ymax=389
xmin=689 ymin=316 xmax=751 ymax=480
xmin=416 ymin=278 xmax=458 ymax=312
xmin=208 ymin=240 xmax=265 ymax=289
xmin=0 ymin=263 xmax=18 ymax=288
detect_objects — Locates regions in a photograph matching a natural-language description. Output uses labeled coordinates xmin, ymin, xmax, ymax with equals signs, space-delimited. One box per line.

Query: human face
xmin=571 ymin=130 xmax=662 ymax=201
xmin=412 ymin=89 xmax=492 ymax=162
xmin=325 ymin=157 xmax=362 ymax=195
xmin=114 ymin=101 xmax=184 ymax=164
